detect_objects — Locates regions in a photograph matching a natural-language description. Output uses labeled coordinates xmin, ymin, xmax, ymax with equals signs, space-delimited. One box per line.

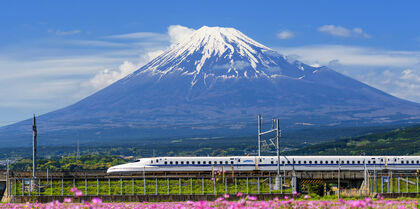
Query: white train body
xmin=107 ymin=156 xmax=420 ymax=173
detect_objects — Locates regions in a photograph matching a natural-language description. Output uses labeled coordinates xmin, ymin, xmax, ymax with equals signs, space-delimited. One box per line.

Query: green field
xmin=10 ymin=177 xmax=293 ymax=196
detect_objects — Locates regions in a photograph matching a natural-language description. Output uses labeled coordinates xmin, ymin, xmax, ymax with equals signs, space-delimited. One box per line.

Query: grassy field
xmin=11 ymin=177 xmax=293 ymax=196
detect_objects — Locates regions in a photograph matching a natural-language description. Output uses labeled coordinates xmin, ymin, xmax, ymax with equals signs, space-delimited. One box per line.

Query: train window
xmin=282 ymin=161 xmax=285 ymax=164
xmin=417 ymin=161 xmax=419 ymax=164
xmin=352 ymin=161 xmax=355 ymax=164
xmin=220 ymin=161 xmax=223 ymax=164
xmin=170 ymin=161 xmax=173 ymax=165
xmin=298 ymin=161 xmax=301 ymax=164
xmin=231 ymin=161 xmax=234 ymax=164
xmin=368 ymin=161 xmax=371 ymax=164
xmin=401 ymin=161 xmax=404 ymax=164
xmin=238 ymin=159 xmax=241 ymax=162
xmin=381 ymin=159 xmax=383 ymax=162
xmin=314 ymin=161 xmax=317 ymax=164
xmin=175 ymin=161 xmax=178 ymax=165
xmin=412 ymin=161 xmax=414 ymax=164
xmin=320 ymin=161 xmax=323 ymax=164
xmin=357 ymin=161 xmax=360 ymax=164
xmin=214 ymin=161 xmax=217 ymax=164
xmin=156 ymin=159 xmax=159 ymax=163
xmin=165 ymin=162 xmax=167 ymax=165
xmin=225 ymin=161 xmax=228 ymax=164
xmin=186 ymin=161 xmax=189 ymax=164
xmin=192 ymin=161 xmax=195 ymax=164
xmin=309 ymin=161 xmax=312 ymax=164
xmin=347 ymin=161 xmax=350 ymax=164
xmin=331 ymin=161 xmax=334 ymax=164
xmin=259 ymin=159 xmax=262 ymax=162
xmin=271 ymin=161 xmax=274 ymax=164
xmin=197 ymin=161 xmax=201 ymax=165
xmin=407 ymin=161 xmax=410 ymax=164
xmin=394 ymin=159 xmax=397 ymax=162
xmin=181 ymin=161 xmax=184 ymax=165
xmin=304 ymin=161 xmax=307 ymax=164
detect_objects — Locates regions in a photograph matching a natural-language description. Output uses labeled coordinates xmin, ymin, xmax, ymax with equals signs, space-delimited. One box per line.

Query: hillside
xmin=287 ymin=125 xmax=420 ymax=155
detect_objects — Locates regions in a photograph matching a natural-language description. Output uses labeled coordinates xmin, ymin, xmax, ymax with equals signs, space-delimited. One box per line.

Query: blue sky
xmin=1 ymin=0 xmax=420 ymax=126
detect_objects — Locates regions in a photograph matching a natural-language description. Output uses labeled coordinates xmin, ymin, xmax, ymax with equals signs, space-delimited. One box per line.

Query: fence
xmin=367 ymin=171 xmax=420 ymax=194
xmin=10 ymin=176 xmax=294 ymax=196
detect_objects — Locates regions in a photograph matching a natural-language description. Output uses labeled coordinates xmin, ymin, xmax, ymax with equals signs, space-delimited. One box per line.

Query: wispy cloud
xmin=105 ymin=32 xmax=169 ymax=41
xmin=66 ymin=40 xmax=129 ymax=47
xmin=276 ymin=30 xmax=294 ymax=40
xmin=278 ymin=45 xmax=419 ymax=67
xmin=85 ymin=25 xmax=195 ymax=90
xmin=48 ymin=29 xmax=81 ymax=36
xmin=318 ymin=25 xmax=370 ymax=38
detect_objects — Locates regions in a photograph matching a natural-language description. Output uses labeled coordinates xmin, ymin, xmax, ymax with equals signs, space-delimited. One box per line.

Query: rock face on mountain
xmin=1 ymin=26 xmax=420 ymax=147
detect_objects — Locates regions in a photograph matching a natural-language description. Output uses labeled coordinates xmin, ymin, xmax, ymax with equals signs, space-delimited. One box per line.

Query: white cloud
xmin=276 ymin=30 xmax=294 ymax=40
xmin=279 ymin=45 xmax=420 ymax=67
xmin=66 ymin=40 xmax=128 ymax=47
xmin=85 ymin=25 xmax=195 ymax=90
xmin=168 ymin=25 xmax=196 ymax=46
xmin=105 ymin=32 xmax=168 ymax=41
xmin=401 ymin=69 xmax=420 ymax=82
xmin=86 ymin=61 xmax=139 ymax=89
xmin=48 ymin=29 xmax=81 ymax=36
xmin=318 ymin=25 xmax=370 ymax=38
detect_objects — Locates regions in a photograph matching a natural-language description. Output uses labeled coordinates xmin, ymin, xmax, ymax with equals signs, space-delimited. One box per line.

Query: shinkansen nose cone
xmin=107 ymin=162 xmax=144 ymax=173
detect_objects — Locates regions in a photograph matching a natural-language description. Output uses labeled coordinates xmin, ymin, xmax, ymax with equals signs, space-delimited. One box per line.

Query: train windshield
xmin=134 ymin=159 xmax=141 ymax=162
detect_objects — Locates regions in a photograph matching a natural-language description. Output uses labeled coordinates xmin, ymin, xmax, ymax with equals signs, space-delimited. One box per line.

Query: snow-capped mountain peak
xmin=132 ymin=26 xmax=309 ymax=86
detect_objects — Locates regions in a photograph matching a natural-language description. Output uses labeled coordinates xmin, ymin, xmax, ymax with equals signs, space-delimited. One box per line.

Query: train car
xmin=107 ymin=156 xmax=420 ymax=173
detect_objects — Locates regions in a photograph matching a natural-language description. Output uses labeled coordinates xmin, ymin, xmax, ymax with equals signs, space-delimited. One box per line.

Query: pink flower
xmin=292 ymin=190 xmax=297 ymax=195
xmin=70 ymin=187 xmax=77 ymax=193
xmin=63 ymin=198 xmax=72 ymax=203
xmin=284 ymin=195 xmax=289 ymax=199
xmin=248 ymin=196 xmax=257 ymax=201
xmin=223 ymin=193 xmax=230 ymax=199
xmin=236 ymin=192 xmax=243 ymax=197
xmin=74 ymin=190 xmax=83 ymax=197
xmin=91 ymin=197 xmax=102 ymax=204
xmin=304 ymin=195 xmax=311 ymax=200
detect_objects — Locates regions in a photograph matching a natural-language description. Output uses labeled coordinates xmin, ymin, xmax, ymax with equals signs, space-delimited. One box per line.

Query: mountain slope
xmin=287 ymin=125 xmax=420 ymax=155
xmin=1 ymin=26 xmax=420 ymax=147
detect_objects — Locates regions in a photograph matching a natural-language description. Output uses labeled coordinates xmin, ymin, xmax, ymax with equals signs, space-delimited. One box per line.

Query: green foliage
xmin=287 ymin=125 xmax=420 ymax=155
xmin=10 ymin=154 xmax=127 ymax=171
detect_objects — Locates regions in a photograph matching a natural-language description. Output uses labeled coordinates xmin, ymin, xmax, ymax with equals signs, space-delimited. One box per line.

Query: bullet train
xmin=107 ymin=156 xmax=420 ymax=173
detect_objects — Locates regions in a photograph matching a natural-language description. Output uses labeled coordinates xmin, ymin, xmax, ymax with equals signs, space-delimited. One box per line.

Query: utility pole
xmin=32 ymin=114 xmax=37 ymax=180
xmin=6 ymin=160 xmax=9 ymax=198
xmin=338 ymin=158 xmax=341 ymax=199
xmin=276 ymin=119 xmax=281 ymax=190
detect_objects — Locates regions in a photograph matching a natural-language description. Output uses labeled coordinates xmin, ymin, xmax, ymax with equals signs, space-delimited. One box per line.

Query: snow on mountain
xmin=129 ymin=26 xmax=313 ymax=86
xmin=1 ymin=26 xmax=420 ymax=147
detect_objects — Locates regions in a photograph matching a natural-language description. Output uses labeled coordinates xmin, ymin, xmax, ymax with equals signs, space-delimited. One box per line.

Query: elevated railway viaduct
xmin=1 ymin=169 xmax=419 ymax=202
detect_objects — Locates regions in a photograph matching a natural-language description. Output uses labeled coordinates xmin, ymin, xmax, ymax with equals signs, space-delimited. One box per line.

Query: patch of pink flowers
xmin=2 ymin=188 xmax=419 ymax=209
xmin=2 ymin=196 xmax=419 ymax=209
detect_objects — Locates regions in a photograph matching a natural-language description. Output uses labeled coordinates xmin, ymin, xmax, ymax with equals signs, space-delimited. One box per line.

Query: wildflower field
xmin=1 ymin=189 xmax=420 ymax=209
xmin=1 ymin=196 xmax=420 ymax=209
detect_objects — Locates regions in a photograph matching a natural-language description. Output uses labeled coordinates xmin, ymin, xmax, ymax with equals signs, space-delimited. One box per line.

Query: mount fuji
xmin=1 ymin=26 xmax=420 ymax=147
